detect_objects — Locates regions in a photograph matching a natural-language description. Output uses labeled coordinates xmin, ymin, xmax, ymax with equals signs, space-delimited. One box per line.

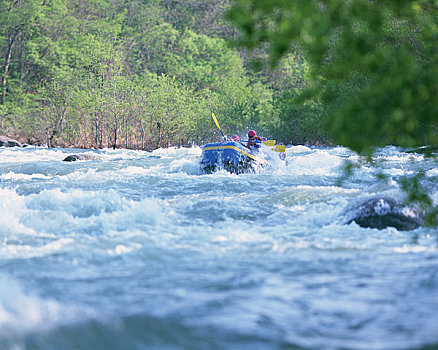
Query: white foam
xmin=151 ymin=146 xmax=202 ymax=158
xmin=426 ymin=168 xmax=438 ymax=177
xmin=1 ymin=172 xmax=52 ymax=180
xmin=118 ymin=166 xmax=153 ymax=176
xmin=112 ymin=196 xmax=168 ymax=228
xmin=0 ymin=148 xmax=65 ymax=163
xmin=26 ymin=188 xmax=125 ymax=215
xmin=0 ymin=188 xmax=36 ymax=235
xmin=96 ymin=148 xmax=147 ymax=160
xmin=287 ymin=145 xmax=312 ymax=153
xmin=375 ymin=153 xmax=424 ymax=163
xmin=393 ymin=244 xmax=435 ymax=253
xmin=383 ymin=168 xmax=414 ymax=176
xmin=284 ymin=149 xmax=344 ymax=176
xmin=169 ymin=157 xmax=203 ymax=175
xmin=0 ymin=275 xmax=66 ymax=334
xmin=295 ymin=185 xmax=359 ymax=195
xmin=326 ymin=146 xmax=356 ymax=157
xmin=107 ymin=243 xmax=142 ymax=256
xmin=0 ymin=187 xmax=173 ymax=260
xmin=1 ymin=238 xmax=74 ymax=259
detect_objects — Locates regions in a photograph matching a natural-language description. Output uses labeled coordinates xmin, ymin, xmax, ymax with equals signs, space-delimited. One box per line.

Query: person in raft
xmin=246 ymin=130 xmax=266 ymax=149
xmin=226 ymin=135 xmax=240 ymax=142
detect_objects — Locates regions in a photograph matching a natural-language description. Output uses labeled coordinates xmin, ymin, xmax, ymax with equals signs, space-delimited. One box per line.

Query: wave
xmin=0 ymin=274 xmax=88 ymax=336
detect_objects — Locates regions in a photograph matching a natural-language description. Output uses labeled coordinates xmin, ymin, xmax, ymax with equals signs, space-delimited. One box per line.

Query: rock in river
xmin=63 ymin=154 xmax=96 ymax=162
xmin=343 ymin=197 xmax=424 ymax=231
xmin=0 ymin=136 xmax=22 ymax=147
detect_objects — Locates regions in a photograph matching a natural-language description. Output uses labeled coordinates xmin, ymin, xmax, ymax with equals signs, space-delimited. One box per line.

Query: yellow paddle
xmin=273 ymin=145 xmax=286 ymax=152
xmin=261 ymin=140 xmax=276 ymax=146
xmin=211 ymin=113 xmax=227 ymax=141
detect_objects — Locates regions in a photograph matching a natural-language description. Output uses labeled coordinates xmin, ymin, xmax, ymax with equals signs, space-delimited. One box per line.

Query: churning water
xmin=0 ymin=145 xmax=437 ymax=350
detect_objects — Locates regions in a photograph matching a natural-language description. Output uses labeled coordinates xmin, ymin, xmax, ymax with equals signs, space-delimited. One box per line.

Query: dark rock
xmin=0 ymin=136 xmax=22 ymax=147
xmin=344 ymin=197 xmax=424 ymax=231
xmin=63 ymin=154 xmax=95 ymax=162
xmin=63 ymin=155 xmax=81 ymax=162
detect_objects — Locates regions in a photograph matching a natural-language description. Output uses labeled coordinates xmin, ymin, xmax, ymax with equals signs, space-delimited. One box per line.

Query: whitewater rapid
xmin=0 ymin=145 xmax=437 ymax=350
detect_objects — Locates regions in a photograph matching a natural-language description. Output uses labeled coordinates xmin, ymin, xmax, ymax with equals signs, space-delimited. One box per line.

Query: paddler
xmin=246 ymin=130 xmax=266 ymax=150
xmin=226 ymin=135 xmax=240 ymax=142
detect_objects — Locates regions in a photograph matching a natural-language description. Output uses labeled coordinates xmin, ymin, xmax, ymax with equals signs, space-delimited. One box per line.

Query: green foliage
xmin=153 ymin=29 xmax=276 ymax=139
xmin=159 ymin=0 xmax=232 ymax=37
xmin=274 ymin=88 xmax=329 ymax=145
xmin=228 ymin=0 xmax=438 ymax=155
xmin=167 ymin=30 xmax=244 ymax=89
xmin=1 ymin=0 xmax=333 ymax=148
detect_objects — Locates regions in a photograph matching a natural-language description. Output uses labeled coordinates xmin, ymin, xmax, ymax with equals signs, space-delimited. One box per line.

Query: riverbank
xmin=0 ymin=131 xmax=335 ymax=152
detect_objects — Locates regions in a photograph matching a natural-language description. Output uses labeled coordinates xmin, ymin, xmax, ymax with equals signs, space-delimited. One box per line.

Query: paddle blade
xmin=211 ymin=113 xmax=221 ymax=130
xmin=273 ymin=145 xmax=286 ymax=152
xmin=211 ymin=112 xmax=227 ymax=141
xmin=262 ymin=140 xmax=276 ymax=147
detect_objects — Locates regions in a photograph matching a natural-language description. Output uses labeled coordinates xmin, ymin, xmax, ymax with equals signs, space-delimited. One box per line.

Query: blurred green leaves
xmin=228 ymin=0 xmax=438 ymax=155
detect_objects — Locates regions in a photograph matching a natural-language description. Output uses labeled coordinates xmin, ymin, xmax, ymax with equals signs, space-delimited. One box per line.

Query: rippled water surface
xmin=0 ymin=145 xmax=437 ymax=350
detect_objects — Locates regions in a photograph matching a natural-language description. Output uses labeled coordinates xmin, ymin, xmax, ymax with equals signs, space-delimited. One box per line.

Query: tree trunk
xmin=112 ymin=118 xmax=118 ymax=149
xmin=2 ymin=33 xmax=17 ymax=105
xmin=18 ymin=33 xmax=24 ymax=82
xmin=157 ymin=121 xmax=161 ymax=147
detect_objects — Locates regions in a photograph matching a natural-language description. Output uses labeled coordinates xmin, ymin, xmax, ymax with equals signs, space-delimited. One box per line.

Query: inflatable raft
xmin=200 ymin=141 xmax=268 ymax=174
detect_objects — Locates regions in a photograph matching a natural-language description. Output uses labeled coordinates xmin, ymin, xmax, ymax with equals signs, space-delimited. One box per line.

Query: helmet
xmin=248 ymin=130 xmax=256 ymax=138
xmin=232 ymin=135 xmax=240 ymax=141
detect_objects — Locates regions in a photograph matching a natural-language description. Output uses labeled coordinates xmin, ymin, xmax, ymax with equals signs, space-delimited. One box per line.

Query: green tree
xmin=38 ymin=71 xmax=76 ymax=147
xmin=146 ymin=74 xmax=207 ymax=148
xmin=160 ymin=0 xmax=233 ymax=37
xmin=0 ymin=0 xmax=70 ymax=105
xmin=274 ymin=88 xmax=329 ymax=145
xmin=227 ymin=0 xmax=438 ymax=155
xmin=0 ymin=0 xmax=285 ymax=149
xmin=163 ymin=30 xmax=275 ymax=137
xmin=123 ymin=0 xmax=179 ymax=76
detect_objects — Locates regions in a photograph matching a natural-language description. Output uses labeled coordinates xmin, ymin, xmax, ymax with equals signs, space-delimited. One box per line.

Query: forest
xmin=0 ymin=0 xmax=436 ymax=153
xmin=0 ymin=0 xmax=322 ymax=149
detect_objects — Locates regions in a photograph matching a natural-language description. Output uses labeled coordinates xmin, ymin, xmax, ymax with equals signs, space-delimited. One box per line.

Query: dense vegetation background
xmin=228 ymin=0 xmax=438 ymax=157
xmin=0 ymin=0 xmax=436 ymax=152
xmin=0 ymin=0 xmax=326 ymax=149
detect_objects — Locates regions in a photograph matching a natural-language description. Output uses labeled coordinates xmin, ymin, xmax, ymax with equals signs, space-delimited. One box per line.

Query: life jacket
xmin=247 ymin=136 xmax=263 ymax=149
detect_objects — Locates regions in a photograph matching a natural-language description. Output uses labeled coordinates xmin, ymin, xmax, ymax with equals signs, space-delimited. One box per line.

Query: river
xmin=0 ymin=145 xmax=437 ymax=350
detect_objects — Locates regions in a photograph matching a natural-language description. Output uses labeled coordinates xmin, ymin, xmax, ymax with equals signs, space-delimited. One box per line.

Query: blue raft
xmin=200 ymin=141 xmax=268 ymax=174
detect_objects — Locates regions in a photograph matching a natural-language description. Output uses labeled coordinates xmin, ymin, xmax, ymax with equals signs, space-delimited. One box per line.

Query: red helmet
xmin=232 ymin=135 xmax=240 ymax=141
xmin=248 ymin=130 xmax=256 ymax=138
